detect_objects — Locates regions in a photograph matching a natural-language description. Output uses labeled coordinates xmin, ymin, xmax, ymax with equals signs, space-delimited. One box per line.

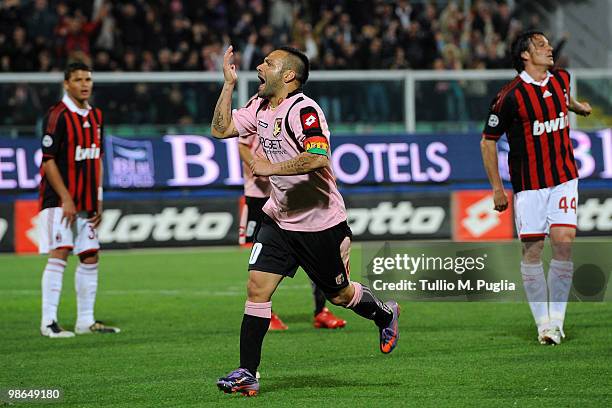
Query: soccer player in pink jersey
xmin=238 ymin=133 xmax=347 ymax=331
xmin=212 ymin=46 xmax=400 ymax=396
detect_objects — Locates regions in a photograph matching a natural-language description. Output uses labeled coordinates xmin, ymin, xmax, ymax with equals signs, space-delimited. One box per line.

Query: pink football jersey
xmin=239 ymin=133 xmax=271 ymax=198
xmin=232 ymin=92 xmax=347 ymax=232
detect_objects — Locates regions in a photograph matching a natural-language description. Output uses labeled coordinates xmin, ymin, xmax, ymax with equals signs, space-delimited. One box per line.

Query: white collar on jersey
xmin=519 ymin=70 xmax=553 ymax=86
xmin=62 ymin=93 xmax=91 ymax=117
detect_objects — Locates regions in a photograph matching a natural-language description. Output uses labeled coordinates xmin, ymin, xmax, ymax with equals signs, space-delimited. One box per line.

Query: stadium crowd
xmin=0 ymin=0 xmax=538 ymax=128
xmin=1 ymin=0 xmax=526 ymax=72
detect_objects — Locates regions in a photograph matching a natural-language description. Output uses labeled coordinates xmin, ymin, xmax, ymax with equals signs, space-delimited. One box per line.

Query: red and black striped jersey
xmin=482 ymin=69 xmax=578 ymax=193
xmin=39 ymin=94 xmax=104 ymax=212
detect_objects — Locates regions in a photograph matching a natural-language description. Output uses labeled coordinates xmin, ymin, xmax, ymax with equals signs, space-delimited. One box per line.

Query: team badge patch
xmin=304 ymin=136 xmax=329 ymax=156
xmin=273 ymin=118 xmax=282 ymax=137
xmin=42 ymin=135 xmax=53 ymax=147
xmin=488 ymin=114 xmax=499 ymax=127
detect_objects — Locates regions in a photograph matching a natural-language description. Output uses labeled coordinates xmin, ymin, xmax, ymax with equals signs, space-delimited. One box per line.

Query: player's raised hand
xmin=493 ymin=189 xmax=508 ymax=212
xmin=223 ymin=45 xmax=238 ymax=85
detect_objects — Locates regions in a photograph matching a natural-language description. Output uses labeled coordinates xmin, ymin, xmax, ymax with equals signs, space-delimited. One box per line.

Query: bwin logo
xmin=533 ymin=113 xmax=569 ymax=136
xmin=75 ymin=144 xmax=101 ymax=161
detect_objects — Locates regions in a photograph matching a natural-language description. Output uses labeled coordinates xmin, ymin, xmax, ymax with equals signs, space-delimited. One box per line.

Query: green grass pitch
xmin=1 ymin=245 xmax=611 ymax=407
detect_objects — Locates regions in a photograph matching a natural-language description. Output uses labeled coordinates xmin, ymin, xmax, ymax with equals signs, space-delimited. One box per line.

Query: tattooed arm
xmin=251 ymin=152 xmax=329 ymax=176
xmin=211 ymin=46 xmax=239 ymax=139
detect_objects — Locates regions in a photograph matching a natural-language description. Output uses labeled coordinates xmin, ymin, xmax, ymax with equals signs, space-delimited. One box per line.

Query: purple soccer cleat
xmin=379 ymin=300 xmax=400 ymax=354
xmin=216 ymin=368 xmax=259 ymax=396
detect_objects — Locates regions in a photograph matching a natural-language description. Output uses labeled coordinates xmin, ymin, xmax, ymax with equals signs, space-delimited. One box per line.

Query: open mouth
xmin=257 ymin=75 xmax=265 ymax=90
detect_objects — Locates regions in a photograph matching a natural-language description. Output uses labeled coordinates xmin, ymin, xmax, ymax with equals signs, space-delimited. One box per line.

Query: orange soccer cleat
xmin=269 ymin=312 xmax=288 ymax=330
xmin=313 ymin=307 xmax=347 ymax=329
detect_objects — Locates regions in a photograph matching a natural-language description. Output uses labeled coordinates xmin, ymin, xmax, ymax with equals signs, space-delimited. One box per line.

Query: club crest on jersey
xmin=42 ymin=135 xmax=53 ymax=147
xmin=487 ymin=114 xmax=499 ymax=127
xmin=273 ymin=118 xmax=282 ymax=137
xmin=75 ymin=144 xmax=101 ymax=161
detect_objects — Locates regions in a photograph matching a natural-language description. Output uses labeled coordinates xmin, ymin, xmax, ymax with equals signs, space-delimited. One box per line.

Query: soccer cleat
xmin=40 ymin=321 xmax=75 ymax=338
xmin=217 ymin=368 xmax=259 ymax=396
xmin=538 ymin=327 xmax=562 ymax=345
xmin=75 ymin=320 xmax=121 ymax=334
xmin=313 ymin=307 xmax=347 ymax=329
xmin=269 ymin=312 xmax=288 ymax=331
xmin=379 ymin=301 xmax=400 ymax=354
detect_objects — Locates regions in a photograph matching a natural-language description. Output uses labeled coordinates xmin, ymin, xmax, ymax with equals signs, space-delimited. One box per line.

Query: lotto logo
xmin=301 ymin=113 xmax=320 ymax=130
xmin=452 ymin=190 xmax=514 ymax=241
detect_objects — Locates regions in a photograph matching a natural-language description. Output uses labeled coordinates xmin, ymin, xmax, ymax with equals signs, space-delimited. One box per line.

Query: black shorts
xmin=248 ymin=214 xmax=352 ymax=294
xmin=242 ymin=196 xmax=268 ymax=244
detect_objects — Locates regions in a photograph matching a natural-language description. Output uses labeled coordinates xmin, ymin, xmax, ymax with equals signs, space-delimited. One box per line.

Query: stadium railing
xmin=0 ymin=69 xmax=610 ymax=137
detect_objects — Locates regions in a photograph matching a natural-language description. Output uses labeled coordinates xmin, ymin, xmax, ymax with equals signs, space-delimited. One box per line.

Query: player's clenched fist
xmin=493 ymin=189 xmax=508 ymax=212
xmin=250 ymin=157 xmax=274 ymax=177
xmin=223 ymin=45 xmax=238 ymax=85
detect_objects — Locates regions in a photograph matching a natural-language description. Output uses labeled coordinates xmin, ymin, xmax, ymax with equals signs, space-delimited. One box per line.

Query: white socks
xmin=75 ymin=263 xmax=98 ymax=328
xmin=521 ymin=260 xmax=574 ymax=334
xmin=520 ymin=262 xmax=549 ymax=332
xmin=548 ymin=259 xmax=574 ymax=333
xmin=41 ymin=258 xmax=67 ymax=326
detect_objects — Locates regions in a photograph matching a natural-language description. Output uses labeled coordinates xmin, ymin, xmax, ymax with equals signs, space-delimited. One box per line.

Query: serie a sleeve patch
xmin=304 ymin=136 xmax=329 ymax=156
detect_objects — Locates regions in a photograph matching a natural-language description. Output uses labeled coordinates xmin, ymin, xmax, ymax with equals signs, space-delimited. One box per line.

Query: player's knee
xmin=79 ymin=251 xmax=99 ymax=264
xmin=522 ymin=239 xmax=544 ymax=263
xmin=246 ymin=277 xmax=271 ymax=302
xmin=49 ymin=248 xmax=70 ymax=261
xmin=326 ymin=287 xmax=353 ymax=307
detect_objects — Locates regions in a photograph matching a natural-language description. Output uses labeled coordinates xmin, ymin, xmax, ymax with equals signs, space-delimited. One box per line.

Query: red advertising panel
xmin=453 ymin=190 xmax=514 ymax=241
xmin=14 ymin=199 xmax=39 ymax=254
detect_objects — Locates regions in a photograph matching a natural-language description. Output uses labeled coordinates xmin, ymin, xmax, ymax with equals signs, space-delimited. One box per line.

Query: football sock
xmin=41 ymin=258 xmax=67 ymax=326
xmin=312 ymin=281 xmax=327 ymax=315
xmin=548 ymin=259 xmax=573 ymax=332
xmin=346 ymin=282 xmax=393 ymax=328
xmin=520 ymin=262 xmax=549 ymax=331
xmin=75 ymin=262 xmax=98 ymax=327
xmin=240 ymin=301 xmax=271 ymax=376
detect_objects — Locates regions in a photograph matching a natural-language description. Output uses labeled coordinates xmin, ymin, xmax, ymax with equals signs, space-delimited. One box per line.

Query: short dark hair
xmin=278 ymin=46 xmax=310 ymax=85
xmin=64 ymin=62 xmax=92 ymax=81
xmin=510 ymin=30 xmax=546 ymax=72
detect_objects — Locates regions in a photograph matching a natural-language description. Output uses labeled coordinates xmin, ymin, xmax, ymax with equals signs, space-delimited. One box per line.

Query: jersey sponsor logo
xmin=347 ymin=201 xmax=446 ymax=236
xmin=533 ymin=113 xmax=569 ymax=136
xmin=257 ymin=120 xmax=268 ymax=128
xmin=543 ymin=90 xmax=552 ymax=98
xmin=487 ymin=114 xmax=499 ymax=127
xmin=42 ymin=135 xmax=53 ymax=147
xmin=75 ymin=144 xmax=101 ymax=161
xmin=301 ymin=112 xmax=320 ymax=130
xmin=259 ymin=136 xmax=286 ymax=154
xmin=83 ymin=121 xmax=91 ymax=128
xmin=273 ymin=118 xmax=282 ymax=137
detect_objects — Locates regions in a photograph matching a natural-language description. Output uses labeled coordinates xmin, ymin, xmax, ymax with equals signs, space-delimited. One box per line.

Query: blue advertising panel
xmin=1 ymin=130 xmax=611 ymax=190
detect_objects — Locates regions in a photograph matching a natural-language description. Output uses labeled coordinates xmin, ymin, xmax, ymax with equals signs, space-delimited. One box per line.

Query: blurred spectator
xmin=0 ymin=0 xmax=536 ymax=128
